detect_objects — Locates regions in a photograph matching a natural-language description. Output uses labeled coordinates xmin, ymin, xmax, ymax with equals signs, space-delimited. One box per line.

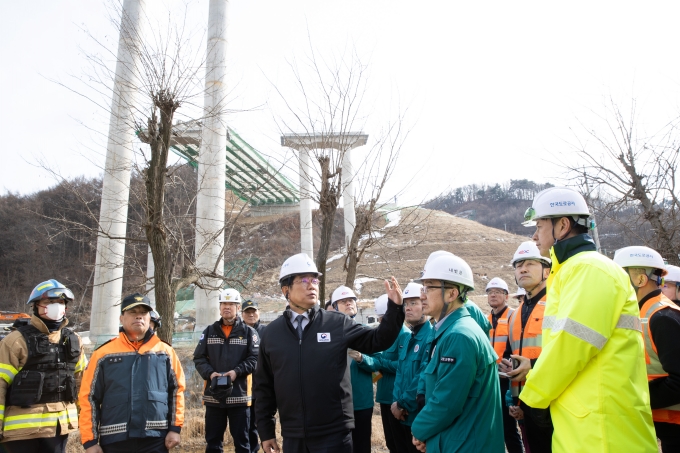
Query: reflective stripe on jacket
xmin=487 ymin=307 xmax=513 ymax=363
xmin=78 ymin=331 xmax=186 ymax=449
xmin=193 ymin=317 xmax=259 ymax=407
xmin=508 ymin=296 xmax=547 ymax=360
xmin=640 ymin=293 xmax=680 ymax=425
xmin=0 ymin=316 xmax=86 ymax=443
xmin=520 ymin=237 xmax=657 ymax=453
xmin=508 ymin=294 xmax=546 ymax=397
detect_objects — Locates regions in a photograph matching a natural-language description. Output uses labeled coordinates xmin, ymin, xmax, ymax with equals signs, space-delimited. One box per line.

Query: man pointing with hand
xmin=254 ymin=253 xmax=406 ymax=453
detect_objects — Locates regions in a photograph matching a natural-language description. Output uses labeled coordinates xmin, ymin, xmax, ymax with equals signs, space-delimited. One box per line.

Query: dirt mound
xmin=245 ymin=208 xmax=532 ymax=314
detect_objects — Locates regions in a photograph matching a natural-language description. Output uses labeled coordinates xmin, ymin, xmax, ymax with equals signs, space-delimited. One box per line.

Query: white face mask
xmin=43 ymin=302 xmax=66 ymax=321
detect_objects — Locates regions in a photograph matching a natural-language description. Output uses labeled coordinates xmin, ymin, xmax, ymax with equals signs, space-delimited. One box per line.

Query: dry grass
xmin=66 ymin=400 xmax=391 ymax=452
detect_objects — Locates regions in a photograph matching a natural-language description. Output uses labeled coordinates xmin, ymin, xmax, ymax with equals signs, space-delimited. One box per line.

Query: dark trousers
xmin=395 ymin=422 xmax=420 ymax=453
xmin=656 ymin=421 xmax=680 ymax=452
xmin=248 ymin=401 xmax=260 ymax=453
xmin=500 ymin=378 xmax=524 ymax=453
xmin=379 ymin=403 xmax=402 ymax=453
xmin=352 ymin=408 xmax=373 ymax=453
xmin=102 ymin=437 xmax=168 ymax=453
xmin=520 ymin=401 xmax=553 ymax=453
xmin=282 ymin=430 xmax=353 ymax=453
xmin=205 ymin=405 xmax=251 ymax=453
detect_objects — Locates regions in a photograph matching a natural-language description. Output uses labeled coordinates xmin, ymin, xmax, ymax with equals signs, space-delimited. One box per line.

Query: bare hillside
xmin=246 ymin=208 xmax=533 ymax=314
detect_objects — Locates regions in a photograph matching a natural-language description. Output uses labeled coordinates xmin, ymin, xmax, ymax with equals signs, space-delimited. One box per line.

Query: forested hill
xmin=423 ymin=180 xmax=554 ymax=236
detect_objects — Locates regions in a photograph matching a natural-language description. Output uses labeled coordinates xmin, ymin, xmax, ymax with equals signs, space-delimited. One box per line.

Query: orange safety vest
xmin=488 ymin=307 xmax=514 ymax=364
xmin=640 ymin=293 xmax=680 ymax=425
xmin=508 ymin=293 xmax=547 ymax=397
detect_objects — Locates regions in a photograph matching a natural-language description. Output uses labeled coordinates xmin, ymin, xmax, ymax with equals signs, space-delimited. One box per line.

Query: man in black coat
xmin=242 ymin=299 xmax=265 ymax=453
xmin=194 ymin=288 xmax=259 ymax=453
xmin=254 ymin=253 xmax=405 ymax=453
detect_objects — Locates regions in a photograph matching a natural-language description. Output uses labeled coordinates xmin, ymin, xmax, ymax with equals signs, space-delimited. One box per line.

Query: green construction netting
xmin=175 ymin=257 xmax=260 ymax=314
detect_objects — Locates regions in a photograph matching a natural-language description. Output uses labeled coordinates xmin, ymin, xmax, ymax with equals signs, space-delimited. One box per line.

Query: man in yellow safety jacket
xmin=515 ymin=187 xmax=657 ymax=453
xmin=0 ymin=280 xmax=87 ymax=453
xmin=614 ymin=246 xmax=680 ymax=450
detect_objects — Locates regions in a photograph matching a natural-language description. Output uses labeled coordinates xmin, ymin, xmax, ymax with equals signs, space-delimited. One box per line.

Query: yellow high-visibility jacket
xmin=520 ymin=235 xmax=657 ymax=453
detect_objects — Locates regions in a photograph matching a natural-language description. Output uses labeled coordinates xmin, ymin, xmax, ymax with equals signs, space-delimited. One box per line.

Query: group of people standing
xmin=0 ymin=186 xmax=679 ymax=453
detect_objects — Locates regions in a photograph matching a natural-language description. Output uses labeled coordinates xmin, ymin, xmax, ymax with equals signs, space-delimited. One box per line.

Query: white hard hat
xmin=218 ymin=288 xmax=242 ymax=304
xmin=523 ymin=187 xmax=590 ymax=227
xmin=421 ymin=250 xmax=454 ymax=278
xmin=374 ymin=294 xmax=389 ymax=315
xmin=403 ymin=282 xmax=423 ymax=300
xmin=279 ymin=253 xmax=322 ymax=285
xmin=485 ymin=277 xmax=509 ymax=293
xmin=513 ymin=287 xmax=527 ymax=298
xmin=331 ymin=285 xmax=357 ymax=304
xmin=613 ymin=246 xmax=668 ymax=276
xmin=510 ymin=241 xmax=552 ymax=267
xmin=418 ymin=253 xmax=475 ymax=291
xmin=666 ymin=265 xmax=680 ymax=283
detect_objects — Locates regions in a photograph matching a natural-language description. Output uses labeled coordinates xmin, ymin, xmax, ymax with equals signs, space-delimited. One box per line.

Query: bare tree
xmin=272 ymin=48 xmax=370 ymax=304
xmin=44 ymin=1 xmax=262 ymax=343
xmin=272 ymin=45 xmax=430 ymax=302
xmin=342 ymin=116 xmax=422 ymax=286
xmin=563 ymin=98 xmax=680 ymax=261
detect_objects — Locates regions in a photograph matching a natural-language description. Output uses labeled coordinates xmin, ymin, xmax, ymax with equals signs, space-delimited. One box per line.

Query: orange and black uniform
xmin=193 ymin=317 xmax=259 ymax=453
xmin=639 ymin=289 xmax=680 ymax=450
xmin=78 ymin=330 xmax=185 ymax=450
xmin=488 ymin=306 xmax=522 ymax=453
xmin=506 ymin=287 xmax=552 ymax=453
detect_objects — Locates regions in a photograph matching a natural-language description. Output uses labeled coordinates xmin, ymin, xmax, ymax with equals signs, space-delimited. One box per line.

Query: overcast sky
xmin=2 ymin=1 xmax=679 ymax=205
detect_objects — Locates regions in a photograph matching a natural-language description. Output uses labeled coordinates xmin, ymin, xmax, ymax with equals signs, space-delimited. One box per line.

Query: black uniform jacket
xmin=193 ymin=317 xmax=259 ymax=407
xmin=254 ymin=299 xmax=405 ymax=441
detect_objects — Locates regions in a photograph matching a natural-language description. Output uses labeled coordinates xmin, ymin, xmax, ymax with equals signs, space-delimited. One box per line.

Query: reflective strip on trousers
xmin=543 ymin=313 xmax=641 ymax=350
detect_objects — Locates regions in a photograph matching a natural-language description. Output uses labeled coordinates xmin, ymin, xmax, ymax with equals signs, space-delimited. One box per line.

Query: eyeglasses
xmin=293 ymin=277 xmax=320 ymax=286
xmin=420 ymin=285 xmax=454 ymax=294
xmin=487 ymin=290 xmax=506 ymax=296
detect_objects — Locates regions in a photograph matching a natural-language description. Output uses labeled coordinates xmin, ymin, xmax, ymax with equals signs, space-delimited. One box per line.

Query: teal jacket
xmin=464 ymin=301 xmax=491 ymax=337
xmin=411 ymin=306 xmax=504 ymax=453
xmin=393 ymin=320 xmax=433 ymax=426
xmin=350 ymin=356 xmax=375 ymax=411
xmin=358 ymin=324 xmax=411 ymax=404
xmin=416 ymin=301 xmax=490 ymax=397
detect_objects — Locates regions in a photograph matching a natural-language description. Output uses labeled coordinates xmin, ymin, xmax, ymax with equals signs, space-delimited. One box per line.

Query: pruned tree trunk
xmin=315 ymin=155 xmax=341 ymax=305
xmin=144 ymin=91 xmax=180 ymax=344
xmin=344 ymin=206 xmax=371 ymax=287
